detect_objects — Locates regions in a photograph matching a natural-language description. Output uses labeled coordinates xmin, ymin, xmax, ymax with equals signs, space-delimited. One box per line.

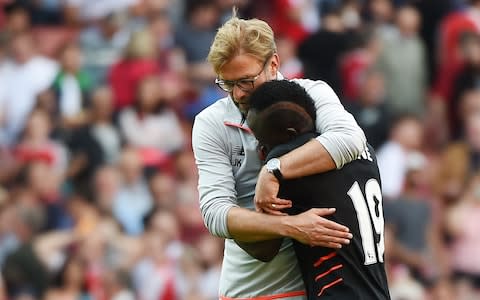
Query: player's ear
xmin=286 ymin=127 xmax=298 ymax=138
xmin=257 ymin=144 xmax=267 ymax=161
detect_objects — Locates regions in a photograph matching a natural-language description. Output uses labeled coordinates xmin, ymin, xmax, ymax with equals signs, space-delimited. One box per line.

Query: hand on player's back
xmin=286 ymin=208 xmax=353 ymax=248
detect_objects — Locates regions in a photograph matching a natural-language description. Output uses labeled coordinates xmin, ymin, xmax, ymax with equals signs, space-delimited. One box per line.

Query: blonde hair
xmin=207 ymin=9 xmax=276 ymax=74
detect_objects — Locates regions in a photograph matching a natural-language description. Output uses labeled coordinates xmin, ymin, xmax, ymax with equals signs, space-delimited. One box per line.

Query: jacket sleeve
xmin=299 ymin=79 xmax=366 ymax=168
xmin=191 ymin=112 xmax=238 ymax=239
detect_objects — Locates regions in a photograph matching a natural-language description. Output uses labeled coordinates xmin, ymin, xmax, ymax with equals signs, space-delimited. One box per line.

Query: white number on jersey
xmin=347 ymin=179 xmax=385 ymax=265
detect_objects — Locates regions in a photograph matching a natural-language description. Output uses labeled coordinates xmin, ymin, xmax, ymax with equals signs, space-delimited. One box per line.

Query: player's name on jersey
xmin=357 ymin=147 xmax=373 ymax=162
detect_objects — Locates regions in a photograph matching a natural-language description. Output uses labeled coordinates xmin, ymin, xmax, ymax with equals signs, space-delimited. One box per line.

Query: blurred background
xmin=0 ymin=0 xmax=479 ymax=299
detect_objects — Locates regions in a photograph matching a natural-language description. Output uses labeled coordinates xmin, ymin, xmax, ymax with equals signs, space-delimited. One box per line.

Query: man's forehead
xmin=218 ymin=54 xmax=264 ymax=80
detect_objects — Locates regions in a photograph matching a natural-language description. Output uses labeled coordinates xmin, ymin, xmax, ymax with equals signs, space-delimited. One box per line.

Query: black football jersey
xmin=267 ymin=134 xmax=391 ymax=300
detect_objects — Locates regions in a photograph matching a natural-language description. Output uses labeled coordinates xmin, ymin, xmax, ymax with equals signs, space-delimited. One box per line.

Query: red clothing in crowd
xmin=339 ymin=50 xmax=374 ymax=101
xmin=271 ymin=0 xmax=310 ymax=45
xmin=431 ymin=9 xmax=480 ymax=105
xmin=437 ymin=10 xmax=480 ymax=71
xmin=108 ymin=58 xmax=160 ymax=110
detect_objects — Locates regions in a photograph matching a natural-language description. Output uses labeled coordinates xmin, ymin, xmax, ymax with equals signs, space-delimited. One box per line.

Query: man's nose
xmin=232 ymin=85 xmax=248 ymax=101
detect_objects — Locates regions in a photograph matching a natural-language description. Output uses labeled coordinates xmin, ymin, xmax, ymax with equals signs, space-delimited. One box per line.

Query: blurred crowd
xmin=0 ymin=0 xmax=480 ymax=299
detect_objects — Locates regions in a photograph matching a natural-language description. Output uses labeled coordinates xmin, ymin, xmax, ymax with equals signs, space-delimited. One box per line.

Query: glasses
xmin=215 ymin=58 xmax=270 ymax=93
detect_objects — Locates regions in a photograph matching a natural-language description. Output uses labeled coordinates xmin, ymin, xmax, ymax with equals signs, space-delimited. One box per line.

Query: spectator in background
xmin=436 ymin=0 xmax=480 ymax=84
xmin=132 ymin=209 xmax=182 ymax=300
xmin=145 ymin=12 xmax=190 ymax=119
xmin=0 ymin=31 xmax=11 ymax=77
xmin=174 ymin=246 xmax=207 ymax=300
xmin=0 ymin=32 xmax=12 ymax=149
xmin=13 ymin=109 xmax=68 ymax=174
xmin=175 ymin=0 xmax=225 ymax=121
xmin=449 ymin=88 xmax=480 ymax=144
xmin=0 ymin=273 xmax=5 ymax=300
xmin=0 ymin=197 xmax=19 ymax=268
xmin=377 ymin=114 xmax=424 ymax=200
xmin=384 ymin=151 xmax=448 ymax=287
xmin=79 ymin=13 xmax=131 ymax=86
xmin=171 ymin=150 xmax=206 ymax=244
xmin=344 ymin=68 xmax=391 ymax=150
xmin=446 ymin=171 xmax=480 ymax=294
xmin=66 ymin=86 xmax=121 ymax=195
xmin=113 ymin=147 xmax=153 ymax=236
xmin=64 ymin=0 xmax=141 ymax=26
xmin=0 ymin=32 xmax=58 ymax=146
xmin=25 ymin=161 xmax=71 ymax=230
xmin=109 ymin=29 xmax=160 ymax=111
xmin=366 ymin=0 xmax=396 ymax=40
xmin=339 ymin=27 xmax=382 ymax=101
xmin=275 ymin=35 xmax=303 ymax=79
xmin=43 ymin=254 xmax=93 ymax=300
xmin=270 ymin=0 xmax=320 ymax=46
xmin=148 ymin=171 xmax=178 ymax=210
xmin=461 ymin=110 xmax=480 ymax=173
xmin=75 ymin=215 xmax=141 ymax=300
xmin=1 ymin=2 xmax=31 ymax=37
xmin=85 ymin=87 xmax=122 ymax=164
xmin=175 ymin=0 xmax=219 ymax=80
xmin=29 ymin=0 xmax=64 ymax=25
xmin=147 ymin=9 xmax=187 ymax=76
xmin=102 ymin=269 xmax=135 ymax=300
xmin=377 ymin=4 xmax=427 ymax=116
xmin=2 ymin=194 xmax=49 ymax=299
xmin=92 ymin=165 xmax=121 ymax=217
xmin=432 ymin=142 xmax=473 ymax=234
xmin=412 ymin=0 xmax=457 ymax=86
xmin=50 ymin=42 xmax=92 ymax=130
xmin=338 ymin=0 xmax=363 ymax=34
xmin=195 ymin=234 xmax=223 ymax=300
xmin=449 ymin=32 xmax=480 ymax=139
xmin=118 ymin=75 xmax=185 ymax=157
xmin=298 ymin=7 xmax=348 ymax=93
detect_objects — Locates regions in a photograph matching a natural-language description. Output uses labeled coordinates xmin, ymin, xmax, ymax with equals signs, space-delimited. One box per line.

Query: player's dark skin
xmin=237 ymin=80 xmax=391 ymax=299
xmin=235 ymin=102 xmax=317 ymax=262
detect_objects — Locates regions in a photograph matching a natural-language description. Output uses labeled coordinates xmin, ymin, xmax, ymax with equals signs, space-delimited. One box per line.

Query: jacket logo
xmin=231 ymin=146 xmax=244 ymax=167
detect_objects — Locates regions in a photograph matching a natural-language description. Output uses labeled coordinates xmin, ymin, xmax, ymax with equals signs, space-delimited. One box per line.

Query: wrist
xmin=278 ymin=215 xmax=296 ymax=238
xmin=260 ymin=165 xmax=278 ymax=182
xmin=266 ymin=157 xmax=283 ymax=182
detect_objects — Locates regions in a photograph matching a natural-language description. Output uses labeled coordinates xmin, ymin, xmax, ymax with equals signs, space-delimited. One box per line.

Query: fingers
xmin=309 ymin=232 xmax=352 ymax=248
xmin=311 ymin=208 xmax=350 ymax=232
xmin=262 ymin=207 xmax=288 ymax=216
xmin=321 ymin=226 xmax=353 ymax=239
xmin=322 ymin=218 xmax=351 ymax=234
xmin=256 ymin=198 xmax=292 ymax=209
xmin=255 ymin=197 xmax=292 ymax=215
xmin=311 ymin=207 xmax=336 ymax=216
xmin=270 ymin=198 xmax=292 ymax=207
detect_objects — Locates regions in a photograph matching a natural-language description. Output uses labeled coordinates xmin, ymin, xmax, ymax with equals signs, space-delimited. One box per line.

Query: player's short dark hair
xmin=248 ymin=80 xmax=317 ymax=149
xmin=249 ymin=79 xmax=316 ymax=121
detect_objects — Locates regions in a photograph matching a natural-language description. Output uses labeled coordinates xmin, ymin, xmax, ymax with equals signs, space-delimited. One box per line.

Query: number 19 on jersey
xmin=347 ymin=179 xmax=385 ymax=265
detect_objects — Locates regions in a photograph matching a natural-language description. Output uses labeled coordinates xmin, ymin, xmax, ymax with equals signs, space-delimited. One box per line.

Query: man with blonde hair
xmin=192 ymin=11 xmax=366 ymax=299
